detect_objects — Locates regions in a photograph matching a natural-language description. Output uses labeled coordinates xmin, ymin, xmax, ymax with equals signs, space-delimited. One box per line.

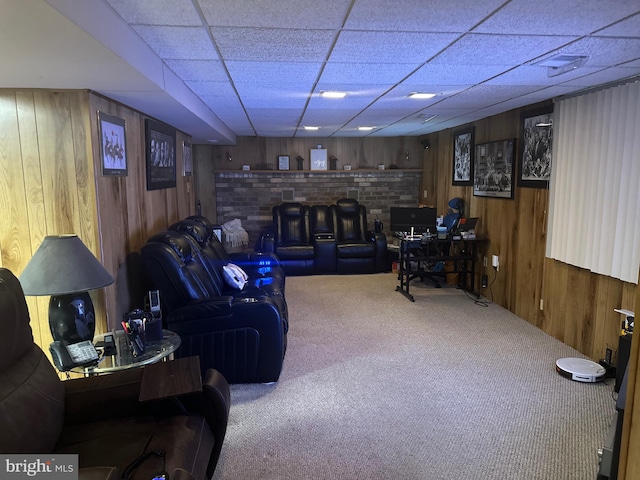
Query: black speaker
xmin=420 ymin=139 xmax=430 ymax=149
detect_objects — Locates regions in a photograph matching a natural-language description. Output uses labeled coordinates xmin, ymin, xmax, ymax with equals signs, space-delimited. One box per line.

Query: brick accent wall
xmin=213 ymin=170 xmax=421 ymax=248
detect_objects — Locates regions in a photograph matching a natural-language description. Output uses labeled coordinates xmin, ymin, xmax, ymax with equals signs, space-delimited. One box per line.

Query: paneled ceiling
xmin=2 ymin=0 xmax=640 ymax=144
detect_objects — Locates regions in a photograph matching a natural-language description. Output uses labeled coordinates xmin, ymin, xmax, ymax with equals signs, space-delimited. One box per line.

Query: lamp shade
xmin=19 ymin=235 xmax=114 ymax=296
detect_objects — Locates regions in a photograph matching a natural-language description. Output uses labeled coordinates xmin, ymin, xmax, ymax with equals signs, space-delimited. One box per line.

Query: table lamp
xmin=19 ymin=235 xmax=114 ymax=345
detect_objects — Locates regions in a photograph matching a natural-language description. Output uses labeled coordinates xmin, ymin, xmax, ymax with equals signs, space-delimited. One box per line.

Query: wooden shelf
xmin=214 ymin=169 xmax=422 ymax=173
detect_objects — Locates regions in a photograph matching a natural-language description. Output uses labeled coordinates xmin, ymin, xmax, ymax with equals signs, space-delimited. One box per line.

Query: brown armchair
xmin=0 ymin=268 xmax=230 ymax=480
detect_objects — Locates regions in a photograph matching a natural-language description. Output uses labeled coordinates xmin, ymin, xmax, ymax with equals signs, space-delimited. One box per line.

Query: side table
xmin=74 ymin=329 xmax=181 ymax=376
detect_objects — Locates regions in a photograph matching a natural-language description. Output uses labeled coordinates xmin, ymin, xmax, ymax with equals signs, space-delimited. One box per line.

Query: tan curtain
xmin=547 ymin=79 xmax=640 ymax=284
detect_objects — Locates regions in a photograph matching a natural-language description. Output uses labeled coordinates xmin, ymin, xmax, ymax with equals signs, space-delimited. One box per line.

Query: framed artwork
xmin=452 ymin=126 xmax=474 ymax=186
xmin=183 ymin=142 xmax=193 ymax=176
xmin=310 ymin=148 xmax=328 ymax=170
xmin=518 ymin=105 xmax=553 ymax=188
xmin=473 ymin=138 xmax=516 ymax=199
xmin=145 ymin=118 xmax=176 ymax=191
xmin=278 ymin=155 xmax=290 ymax=170
xmin=98 ymin=111 xmax=127 ymax=176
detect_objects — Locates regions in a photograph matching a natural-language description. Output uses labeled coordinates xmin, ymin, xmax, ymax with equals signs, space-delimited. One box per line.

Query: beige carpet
xmin=212 ymin=273 xmax=615 ymax=480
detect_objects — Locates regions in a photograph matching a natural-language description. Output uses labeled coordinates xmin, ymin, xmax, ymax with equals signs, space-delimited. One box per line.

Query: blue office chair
xmin=443 ymin=197 xmax=464 ymax=232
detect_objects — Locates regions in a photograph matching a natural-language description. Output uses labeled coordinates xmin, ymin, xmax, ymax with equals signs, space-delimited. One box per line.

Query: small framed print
xmin=452 ymin=126 xmax=474 ymax=186
xmin=98 ymin=111 xmax=127 ymax=176
xmin=518 ymin=105 xmax=553 ymax=188
xmin=145 ymin=118 xmax=176 ymax=191
xmin=183 ymin=142 xmax=193 ymax=176
xmin=310 ymin=148 xmax=328 ymax=170
xmin=278 ymin=155 xmax=290 ymax=170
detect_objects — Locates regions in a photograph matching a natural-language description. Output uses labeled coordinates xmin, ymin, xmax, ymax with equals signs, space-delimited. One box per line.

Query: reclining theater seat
xmin=186 ymin=215 xmax=286 ymax=284
xmin=141 ymin=231 xmax=287 ymax=383
xmin=272 ymin=202 xmax=315 ymax=275
xmin=0 ymin=267 xmax=230 ymax=480
xmin=169 ymin=218 xmax=288 ymax=322
xmin=330 ymin=198 xmax=387 ymax=274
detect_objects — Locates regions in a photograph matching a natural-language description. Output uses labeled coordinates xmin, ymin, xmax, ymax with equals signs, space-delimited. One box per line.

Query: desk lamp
xmin=19 ymin=235 xmax=114 ymax=345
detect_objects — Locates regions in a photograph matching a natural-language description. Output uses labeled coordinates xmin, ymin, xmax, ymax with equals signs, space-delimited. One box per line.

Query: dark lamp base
xmin=49 ymin=292 xmax=96 ymax=344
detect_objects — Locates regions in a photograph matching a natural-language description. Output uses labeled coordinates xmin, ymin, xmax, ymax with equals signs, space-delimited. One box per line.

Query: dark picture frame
xmin=98 ymin=111 xmax=127 ymax=176
xmin=183 ymin=142 xmax=193 ymax=176
xmin=145 ymin=118 xmax=176 ymax=190
xmin=473 ymin=138 xmax=516 ymax=199
xmin=452 ymin=126 xmax=474 ymax=186
xmin=518 ymin=105 xmax=553 ymax=188
xmin=278 ymin=155 xmax=290 ymax=170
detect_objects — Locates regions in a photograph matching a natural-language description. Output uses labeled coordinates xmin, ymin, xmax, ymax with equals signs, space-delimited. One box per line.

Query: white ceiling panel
xmin=346 ymin=0 xmax=506 ymax=33
xmin=474 ymin=0 xmax=640 ymax=36
xmin=331 ymin=31 xmax=460 ymax=64
xmin=212 ymin=27 xmax=335 ymax=62
xmin=226 ymin=61 xmax=322 ymax=85
xmin=200 ymin=0 xmax=350 ymax=29
xmin=105 ymin=0 xmax=201 ymax=26
xmin=165 ymin=60 xmax=228 ymax=82
xmin=6 ymin=0 xmax=637 ymax=143
xmin=132 ymin=25 xmax=219 ymax=60
xmin=431 ymin=34 xmax=579 ymax=66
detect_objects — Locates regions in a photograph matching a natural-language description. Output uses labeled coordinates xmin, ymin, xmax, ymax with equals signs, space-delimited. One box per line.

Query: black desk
xmin=395 ymin=235 xmax=488 ymax=302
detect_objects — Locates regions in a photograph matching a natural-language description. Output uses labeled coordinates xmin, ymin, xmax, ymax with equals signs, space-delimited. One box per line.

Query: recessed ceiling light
xmin=408 ymin=92 xmax=437 ymax=99
xmin=358 ymin=126 xmax=375 ymax=131
xmin=320 ymin=90 xmax=347 ymax=98
xmin=303 ymin=126 xmax=319 ymax=131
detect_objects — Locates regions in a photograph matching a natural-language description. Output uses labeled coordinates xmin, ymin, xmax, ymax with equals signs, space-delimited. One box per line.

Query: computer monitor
xmin=390 ymin=207 xmax=437 ymax=233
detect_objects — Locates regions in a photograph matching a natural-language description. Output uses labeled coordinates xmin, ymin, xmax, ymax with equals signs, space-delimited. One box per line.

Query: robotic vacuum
xmin=556 ymin=357 xmax=606 ymax=383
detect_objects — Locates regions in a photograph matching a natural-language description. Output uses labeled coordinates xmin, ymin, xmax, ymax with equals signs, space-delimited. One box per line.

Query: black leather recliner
xmin=0 ymin=267 xmax=230 ymax=479
xmin=330 ymin=198 xmax=387 ymax=274
xmin=271 ymin=203 xmax=316 ymax=275
xmin=141 ymin=230 xmax=287 ymax=384
xmin=169 ymin=218 xmax=288 ymax=322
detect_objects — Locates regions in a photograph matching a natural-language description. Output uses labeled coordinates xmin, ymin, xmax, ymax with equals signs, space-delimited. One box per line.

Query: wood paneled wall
xmin=0 ymin=89 xmax=195 ymax=358
xmin=421 ymin=102 xmax=636 ymax=361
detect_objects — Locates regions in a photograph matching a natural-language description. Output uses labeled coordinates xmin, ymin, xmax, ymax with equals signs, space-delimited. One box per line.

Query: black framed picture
xmin=518 ymin=105 xmax=553 ymax=188
xmin=473 ymin=138 xmax=516 ymax=199
xmin=452 ymin=126 xmax=474 ymax=186
xmin=98 ymin=111 xmax=127 ymax=176
xmin=183 ymin=142 xmax=193 ymax=176
xmin=145 ymin=119 xmax=176 ymax=190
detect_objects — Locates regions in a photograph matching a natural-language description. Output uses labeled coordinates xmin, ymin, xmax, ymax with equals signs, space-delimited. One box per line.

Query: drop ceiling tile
xmin=320 ymin=62 xmax=418 ymax=84
xmin=346 ymin=0 xmax=505 ymax=33
xmin=132 ymin=25 xmax=219 ymax=60
xmin=484 ymin=65 xmax=605 ymax=86
xmin=330 ymin=31 xmax=460 ymax=64
xmin=200 ymin=0 xmax=350 ymax=29
xmin=431 ymin=34 xmax=578 ymax=66
xmin=473 ymin=0 xmax=640 ymax=35
xmin=226 ymin=61 xmax=322 ymax=85
xmin=211 ymin=27 xmax=335 ymax=62
xmin=404 ymin=64 xmax=512 ymax=86
xmin=594 ymin=13 xmax=640 ymax=37
xmin=166 ymin=60 xmax=228 ymax=81
xmin=106 ymin=0 xmax=202 ymax=26
xmin=559 ymin=66 xmax=640 ymax=87
xmin=435 ymin=84 xmax=549 ymax=109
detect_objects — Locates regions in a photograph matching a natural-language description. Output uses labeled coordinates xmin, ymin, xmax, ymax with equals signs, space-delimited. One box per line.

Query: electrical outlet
xmin=423 ymin=189 xmax=428 ymax=198
xmin=483 ymin=256 xmax=487 ymax=267
xmin=539 ymin=299 xmax=544 ymax=311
